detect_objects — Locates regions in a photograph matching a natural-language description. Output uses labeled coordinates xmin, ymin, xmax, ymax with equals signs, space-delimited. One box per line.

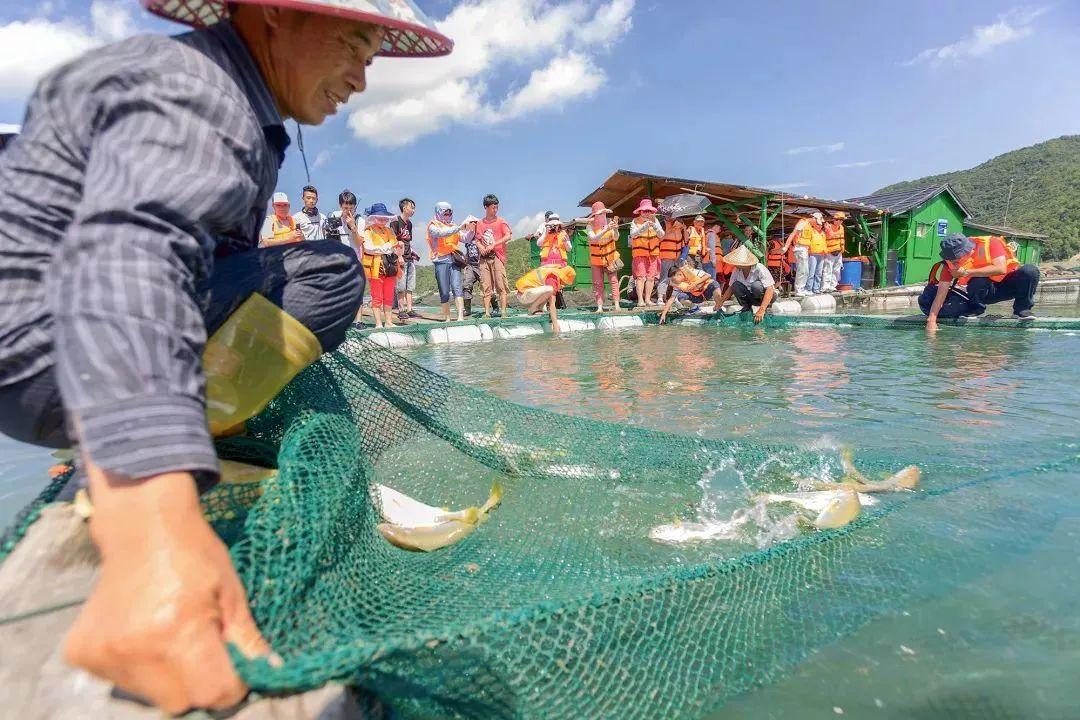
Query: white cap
xmin=810 ymin=211 xmax=823 ymax=220
xmin=463 ymin=215 xmax=481 ymax=224
xmin=272 ymin=192 xmax=289 ymax=205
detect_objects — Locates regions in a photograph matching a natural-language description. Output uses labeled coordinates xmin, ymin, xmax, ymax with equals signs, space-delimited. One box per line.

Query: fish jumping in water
xmin=377 ymin=483 xmax=503 ymax=552
xmin=811 ymin=449 xmax=921 ymax=492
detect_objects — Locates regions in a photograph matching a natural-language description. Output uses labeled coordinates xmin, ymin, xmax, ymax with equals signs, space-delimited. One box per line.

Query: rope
xmin=0 ymin=597 xmax=86 ymax=627
xmin=296 ymin=122 xmax=311 ymax=185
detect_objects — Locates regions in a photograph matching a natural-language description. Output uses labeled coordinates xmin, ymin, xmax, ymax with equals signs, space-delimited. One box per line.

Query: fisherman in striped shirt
xmin=0 ymin=0 xmax=451 ymax=713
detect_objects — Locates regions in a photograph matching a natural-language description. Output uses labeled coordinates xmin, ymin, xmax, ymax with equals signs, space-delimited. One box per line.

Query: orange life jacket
xmin=631 ymin=220 xmax=661 ymax=259
xmin=659 ymin=220 xmax=685 ymax=260
xmin=588 ymin=224 xmax=618 ymax=268
xmin=930 ymin=236 xmax=1020 ymax=286
xmin=687 ymin=226 xmax=707 ymax=260
xmin=361 ymin=225 xmax=397 ymax=279
xmin=796 ymin=220 xmax=826 ymax=253
xmin=824 ymin=222 xmax=845 ymax=254
xmin=539 ymin=231 xmax=570 ymax=266
xmin=673 ymin=267 xmax=712 ymax=295
xmin=427 ymin=220 xmax=461 ymax=260
xmin=267 ymin=214 xmax=297 ymax=245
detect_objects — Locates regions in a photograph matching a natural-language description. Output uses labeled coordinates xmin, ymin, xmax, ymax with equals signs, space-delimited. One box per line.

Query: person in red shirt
xmin=475 ymin=194 xmax=513 ymax=317
xmin=920 ymin=233 xmax=1040 ymax=332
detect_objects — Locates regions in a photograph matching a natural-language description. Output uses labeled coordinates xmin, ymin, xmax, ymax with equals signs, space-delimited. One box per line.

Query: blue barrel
xmin=840 ymin=259 xmax=864 ymax=287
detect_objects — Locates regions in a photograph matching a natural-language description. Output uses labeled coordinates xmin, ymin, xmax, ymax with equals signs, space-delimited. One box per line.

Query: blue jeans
xmin=434 ymin=259 xmax=463 ymax=302
xmin=806 ymin=254 xmax=823 ymax=294
xmin=918 ymin=265 xmax=1040 ymax=317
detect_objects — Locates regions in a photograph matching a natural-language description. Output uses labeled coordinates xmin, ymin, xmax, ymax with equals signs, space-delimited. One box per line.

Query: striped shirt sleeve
xmin=49 ymin=68 xmax=264 ymax=480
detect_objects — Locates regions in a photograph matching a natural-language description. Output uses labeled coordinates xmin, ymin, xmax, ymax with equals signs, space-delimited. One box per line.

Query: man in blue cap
xmin=920 ymin=232 xmax=1040 ymax=332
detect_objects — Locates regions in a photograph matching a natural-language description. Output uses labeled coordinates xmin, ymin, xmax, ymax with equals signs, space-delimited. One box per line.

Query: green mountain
xmin=874 ymin=134 xmax=1080 ymax=259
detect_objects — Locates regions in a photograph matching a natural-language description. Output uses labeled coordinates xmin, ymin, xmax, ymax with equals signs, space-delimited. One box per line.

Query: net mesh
xmin=196 ymin=328 xmax=1076 ymax=718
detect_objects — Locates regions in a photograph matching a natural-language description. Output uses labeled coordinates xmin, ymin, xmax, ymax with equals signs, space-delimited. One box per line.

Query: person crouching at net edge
xmin=714 ymin=245 xmax=776 ymax=324
xmin=921 ymin=232 xmax=1039 ymax=332
xmin=516 ymin=265 xmax=577 ymax=334
xmin=659 ymin=260 xmax=725 ymax=324
xmin=0 ymin=0 xmax=452 ymax=714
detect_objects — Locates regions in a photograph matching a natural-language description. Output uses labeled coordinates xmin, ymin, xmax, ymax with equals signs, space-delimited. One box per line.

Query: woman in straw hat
xmin=715 ymin=245 xmax=776 ymax=324
xmin=0 ymin=0 xmax=451 ymax=712
xmin=586 ymin=201 xmax=622 ymax=312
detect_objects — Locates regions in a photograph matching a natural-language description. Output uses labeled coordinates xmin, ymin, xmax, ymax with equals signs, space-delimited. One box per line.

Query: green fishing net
xmin=197 ymin=327 xmax=1077 ymax=718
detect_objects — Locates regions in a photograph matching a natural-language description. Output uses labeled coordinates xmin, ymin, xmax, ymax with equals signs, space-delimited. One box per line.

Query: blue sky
xmin=2 ymin=0 xmax=1078 ymax=244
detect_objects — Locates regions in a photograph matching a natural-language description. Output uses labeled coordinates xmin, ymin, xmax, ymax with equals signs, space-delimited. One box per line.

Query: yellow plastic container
xmin=203 ymin=293 xmax=322 ymax=436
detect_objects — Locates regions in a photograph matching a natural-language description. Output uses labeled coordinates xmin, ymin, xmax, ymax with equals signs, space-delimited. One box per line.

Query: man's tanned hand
xmin=65 ymin=465 xmax=273 ymax=715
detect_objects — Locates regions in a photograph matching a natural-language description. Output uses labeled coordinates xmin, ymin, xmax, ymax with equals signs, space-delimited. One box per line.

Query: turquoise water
xmin=395 ymin=322 xmax=1080 ymax=719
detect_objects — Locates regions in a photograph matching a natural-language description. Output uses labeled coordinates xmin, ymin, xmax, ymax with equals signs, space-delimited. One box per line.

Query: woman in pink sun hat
xmin=629 ymin=198 xmax=664 ymax=306
xmin=0 ymin=0 xmax=451 ymax=715
xmin=586 ymin=200 xmax=622 ymax=312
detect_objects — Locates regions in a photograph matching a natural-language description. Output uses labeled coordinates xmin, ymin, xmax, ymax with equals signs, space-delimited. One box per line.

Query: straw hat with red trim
xmin=142 ymin=0 xmax=453 ymax=57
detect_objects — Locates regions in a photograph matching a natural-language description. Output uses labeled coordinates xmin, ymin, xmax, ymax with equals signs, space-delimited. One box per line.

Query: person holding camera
xmin=586 ymin=201 xmax=621 ymax=312
xmin=360 ymin=203 xmax=400 ymax=329
xmin=323 ymin=190 xmax=366 ymax=319
xmin=427 ymin=201 xmax=466 ymax=322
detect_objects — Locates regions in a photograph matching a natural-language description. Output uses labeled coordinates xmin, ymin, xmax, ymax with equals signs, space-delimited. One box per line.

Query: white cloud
xmin=903 ymin=6 xmax=1047 ymax=66
xmin=312 ymin=150 xmax=333 ymax=169
xmin=513 ymin=211 xmax=547 ymax=238
xmin=348 ymin=0 xmax=634 ymax=147
xmin=786 ymin=142 xmax=845 ymax=156
xmin=832 ymin=160 xmax=891 ymax=169
xmin=0 ymin=1 xmax=138 ymax=99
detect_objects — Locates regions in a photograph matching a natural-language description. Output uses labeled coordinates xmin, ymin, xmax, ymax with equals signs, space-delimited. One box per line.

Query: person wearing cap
xmin=460 ymin=214 xmax=484 ymax=317
xmin=293 ymin=185 xmax=326 ymax=242
xmin=428 ymin=202 xmax=467 ymax=322
xmin=530 ymin=210 xmax=557 ymax=241
xmin=820 ymin=212 xmax=846 ymax=293
xmin=920 ymin=233 xmax=1040 ymax=331
xmin=361 ymin=202 xmax=400 ymax=329
xmin=476 ymin=194 xmax=512 ymax=318
xmin=629 ymin=198 xmax=664 ymax=307
xmin=259 ymin=191 xmax=304 ymax=247
xmin=686 ymin=215 xmax=709 ymax=269
xmin=782 ymin=210 xmax=826 ymax=296
xmin=658 ymin=259 xmax=724 ymax=324
xmin=715 ymin=245 xmax=776 ymax=324
xmin=537 ymin=214 xmax=572 ymax=267
xmin=586 ymin=201 xmax=622 ymax=312
xmin=0 ymin=0 xmax=451 ymax=711
xmin=515 ymin=265 xmax=576 ymax=334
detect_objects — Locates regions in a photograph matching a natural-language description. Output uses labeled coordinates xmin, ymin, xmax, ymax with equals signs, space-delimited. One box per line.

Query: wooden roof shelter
xmin=578 ymin=170 xmax=884 ymax=258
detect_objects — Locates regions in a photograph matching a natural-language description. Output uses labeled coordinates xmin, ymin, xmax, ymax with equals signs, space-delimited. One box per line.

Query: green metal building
xmin=847 ymin=183 xmax=1045 ymax=286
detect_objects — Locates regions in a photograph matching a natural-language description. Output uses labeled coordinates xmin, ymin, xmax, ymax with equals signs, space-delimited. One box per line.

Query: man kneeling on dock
xmin=920 ymin=233 xmax=1040 ymax=332
xmin=715 ymin=245 xmax=776 ymax=324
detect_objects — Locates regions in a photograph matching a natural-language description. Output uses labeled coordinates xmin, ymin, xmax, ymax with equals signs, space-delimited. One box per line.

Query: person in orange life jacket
xmin=820 ymin=212 xmax=846 ymax=293
xmin=920 ymin=232 xmax=1040 ymax=332
xmin=782 ymin=210 xmax=825 ymax=296
xmin=658 ymin=259 xmax=724 ymax=324
xmin=515 ymin=265 xmax=576 ymax=334
xmin=427 ymin=201 xmax=466 ymax=322
xmin=629 ymin=198 xmax=663 ymax=307
xmin=360 ymin=203 xmax=400 ymax=329
xmin=656 ymin=212 xmax=687 ymax=299
xmin=686 ymin=215 xmax=709 ymax=268
xmin=702 ymin=223 xmax=719 ymax=279
xmin=537 ymin=214 xmax=572 ymax=267
xmin=586 ymin=201 xmax=621 ymax=312
xmin=715 ymin=245 xmax=776 ymax=324
xmin=259 ymin=191 xmax=304 ymax=247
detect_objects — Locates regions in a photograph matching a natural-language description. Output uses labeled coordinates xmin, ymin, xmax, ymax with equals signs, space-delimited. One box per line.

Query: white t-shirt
xmin=730 ymin=263 xmax=775 ymax=289
xmin=293 ymin=209 xmax=327 ymax=241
